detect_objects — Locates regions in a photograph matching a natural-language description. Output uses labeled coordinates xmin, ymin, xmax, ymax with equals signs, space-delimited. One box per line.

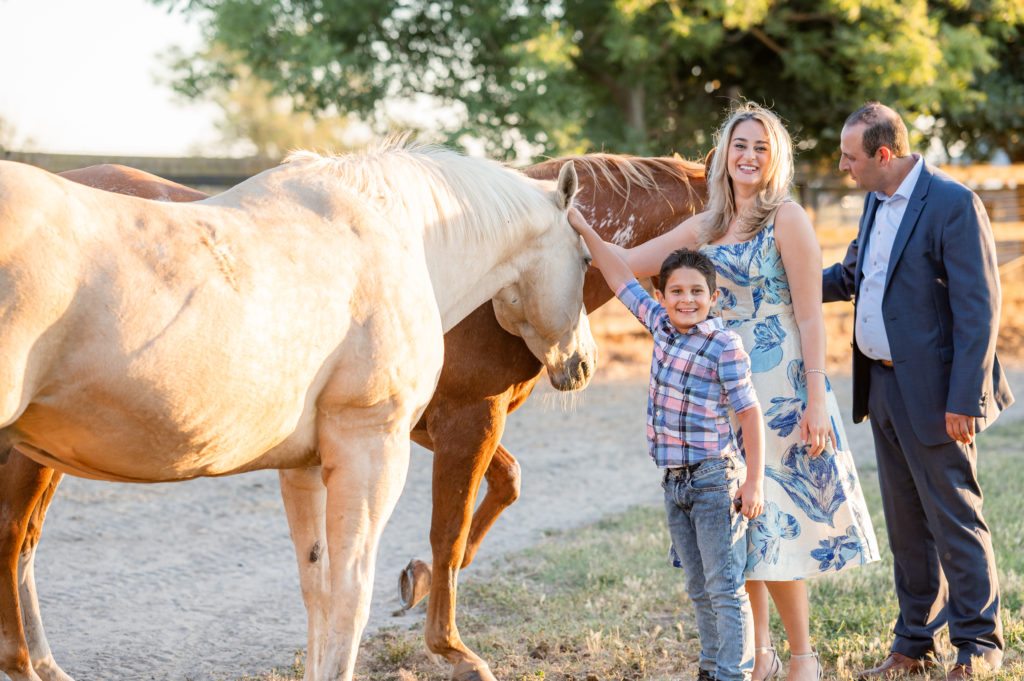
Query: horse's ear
xmin=703 ymin=147 xmax=716 ymax=173
xmin=555 ymin=161 xmax=578 ymax=210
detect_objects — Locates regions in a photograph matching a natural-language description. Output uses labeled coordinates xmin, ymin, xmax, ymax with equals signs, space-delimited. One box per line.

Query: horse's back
xmin=0 ymin=160 xmax=445 ymax=482
xmin=58 ymin=164 xmax=210 ymax=202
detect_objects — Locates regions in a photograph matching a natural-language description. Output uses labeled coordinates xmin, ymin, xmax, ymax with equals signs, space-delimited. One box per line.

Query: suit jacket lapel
xmin=883 ymin=163 xmax=931 ymax=293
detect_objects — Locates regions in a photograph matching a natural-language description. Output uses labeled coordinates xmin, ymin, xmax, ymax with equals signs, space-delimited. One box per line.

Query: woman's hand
xmin=800 ymin=399 xmax=836 ymax=458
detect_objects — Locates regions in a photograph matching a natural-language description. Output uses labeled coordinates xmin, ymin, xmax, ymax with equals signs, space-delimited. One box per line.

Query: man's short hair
xmin=658 ymin=248 xmax=717 ymax=294
xmin=845 ymin=102 xmax=910 ymax=158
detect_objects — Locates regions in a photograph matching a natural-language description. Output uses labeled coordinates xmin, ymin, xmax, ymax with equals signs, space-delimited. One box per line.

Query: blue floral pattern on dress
xmin=749 ymin=315 xmax=786 ymax=372
xmin=698 ymin=219 xmax=879 ymax=579
xmin=747 ymin=501 xmax=801 ymax=570
xmin=749 ymin=235 xmax=792 ymax=312
xmin=765 ymin=360 xmax=808 ymax=437
xmin=810 ymin=525 xmax=866 ymax=571
xmin=717 ymin=286 xmax=737 ymax=313
xmin=767 ymin=444 xmax=848 ymax=527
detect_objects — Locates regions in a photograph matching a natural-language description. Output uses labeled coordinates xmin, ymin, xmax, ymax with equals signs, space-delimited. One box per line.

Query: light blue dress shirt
xmin=855 ymin=155 xmax=924 ymax=361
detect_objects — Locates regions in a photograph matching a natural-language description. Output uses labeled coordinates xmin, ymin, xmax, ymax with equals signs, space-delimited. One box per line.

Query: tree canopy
xmin=158 ymin=0 xmax=1024 ymax=164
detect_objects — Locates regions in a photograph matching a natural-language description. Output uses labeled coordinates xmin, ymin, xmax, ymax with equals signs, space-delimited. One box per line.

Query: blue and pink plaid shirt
xmin=617 ymin=279 xmax=758 ymax=468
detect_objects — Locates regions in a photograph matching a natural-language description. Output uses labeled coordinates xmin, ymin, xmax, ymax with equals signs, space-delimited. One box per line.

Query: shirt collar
xmin=688 ymin=316 xmax=724 ymax=336
xmin=873 ymin=154 xmax=923 ymax=203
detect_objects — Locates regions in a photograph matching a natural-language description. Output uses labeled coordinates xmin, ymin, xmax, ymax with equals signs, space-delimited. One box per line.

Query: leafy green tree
xmin=161 ymin=44 xmax=370 ymax=158
xmin=158 ymin=0 xmax=1024 ymax=163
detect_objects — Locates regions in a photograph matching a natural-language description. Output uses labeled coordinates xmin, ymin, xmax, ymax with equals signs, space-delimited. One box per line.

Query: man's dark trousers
xmin=867 ymin=362 xmax=1002 ymax=668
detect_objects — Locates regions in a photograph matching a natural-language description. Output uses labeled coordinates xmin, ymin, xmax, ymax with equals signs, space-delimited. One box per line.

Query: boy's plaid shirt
xmin=617 ymin=279 xmax=758 ymax=468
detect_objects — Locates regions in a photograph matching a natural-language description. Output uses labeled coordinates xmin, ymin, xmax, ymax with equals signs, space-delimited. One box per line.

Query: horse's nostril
xmin=579 ymin=360 xmax=591 ymax=377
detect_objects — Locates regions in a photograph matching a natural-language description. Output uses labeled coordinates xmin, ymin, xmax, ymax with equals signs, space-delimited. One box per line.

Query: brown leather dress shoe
xmin=946 ymin=664 xmax=973 ymax=680
xmin=856 ymin=652 xmax=935 ymax=679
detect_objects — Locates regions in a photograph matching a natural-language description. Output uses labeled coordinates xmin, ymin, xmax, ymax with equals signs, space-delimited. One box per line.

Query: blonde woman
xmin=624 ymin=103 xmax=879 ymax=681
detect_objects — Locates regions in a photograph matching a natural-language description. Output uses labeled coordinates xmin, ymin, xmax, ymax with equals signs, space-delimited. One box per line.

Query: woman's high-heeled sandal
xmin=754 ymin=645 xmax=781 ymax=681
xmin=789 ymin=649 xmax=823 ymax=681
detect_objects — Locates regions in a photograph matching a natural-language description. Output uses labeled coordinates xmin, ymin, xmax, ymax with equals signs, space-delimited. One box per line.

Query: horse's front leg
xmin=461 ymin=443 xmax=521 ymax=568
xmin=0 ymin=449 xmax=72 ymax=681
xmin=399 ymin=438 xmax=522 ymax=611
xmin=419 ymin=397 xmax=511 ymax=681
xmin=279 ymin=467 xmax=329 ymax=681
xmin=316 ymin=415 xmax=413 ymax=681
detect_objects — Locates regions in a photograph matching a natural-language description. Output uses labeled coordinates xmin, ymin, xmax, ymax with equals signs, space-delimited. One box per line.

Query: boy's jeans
xmin=663 ymin=455 xmax=753 ymax=681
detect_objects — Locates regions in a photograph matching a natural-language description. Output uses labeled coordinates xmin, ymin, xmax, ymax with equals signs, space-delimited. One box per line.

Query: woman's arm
xmin=617 ymin=212 xmax=706 ymax=278
xmin=774 ymin=202 xmax=835 ymax=457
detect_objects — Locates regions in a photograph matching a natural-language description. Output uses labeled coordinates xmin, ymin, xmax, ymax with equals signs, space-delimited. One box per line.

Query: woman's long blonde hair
xmin=697 ymin=102 xmax=795 ymax=247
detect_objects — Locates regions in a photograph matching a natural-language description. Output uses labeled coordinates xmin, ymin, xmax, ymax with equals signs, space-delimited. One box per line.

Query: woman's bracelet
xmin=805 ymin=369 xmax=827 ymax=377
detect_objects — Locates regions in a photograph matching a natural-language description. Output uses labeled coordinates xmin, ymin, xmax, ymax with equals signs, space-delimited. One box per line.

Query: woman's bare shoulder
xmin=773 ymin=201 xmax=814 ymax=236
xmin=775 ymin=200 xmax=811 ymax=224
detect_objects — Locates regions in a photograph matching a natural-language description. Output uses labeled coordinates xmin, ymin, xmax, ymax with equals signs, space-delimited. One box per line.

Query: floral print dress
xmin=702 ymin=222 xmax=880 ymax=580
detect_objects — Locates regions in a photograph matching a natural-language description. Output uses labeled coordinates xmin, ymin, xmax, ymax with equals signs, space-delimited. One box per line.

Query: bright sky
xmin=0 ymin=0 xmax=223 ymax=156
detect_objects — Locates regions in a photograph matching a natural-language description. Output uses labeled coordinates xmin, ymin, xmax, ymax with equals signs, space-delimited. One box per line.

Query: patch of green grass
xmin=247 ymin=417 xmax=1024 ymax=680
xmin=220 ymin=650 xmax=305 ymax=680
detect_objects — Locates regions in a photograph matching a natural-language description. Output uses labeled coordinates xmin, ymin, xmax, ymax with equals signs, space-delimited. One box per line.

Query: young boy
xmin=569 ymin=207 xmax=764 ymax=681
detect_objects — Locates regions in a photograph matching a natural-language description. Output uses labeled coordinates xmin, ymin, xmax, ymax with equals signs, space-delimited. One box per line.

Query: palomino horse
xmin=0 ymin=144 xmax=596 ymax=681
xmin=402 ymin=154 xmax=708 ymax=680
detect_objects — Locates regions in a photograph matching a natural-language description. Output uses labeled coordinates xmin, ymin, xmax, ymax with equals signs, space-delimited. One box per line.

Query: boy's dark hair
xmin=657 ymin=248 xmax=717 ymax=294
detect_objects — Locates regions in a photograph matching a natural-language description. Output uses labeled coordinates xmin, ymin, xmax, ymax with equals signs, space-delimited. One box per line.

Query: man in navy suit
xmin=822 ymin=102 xmax=1013 ymax=681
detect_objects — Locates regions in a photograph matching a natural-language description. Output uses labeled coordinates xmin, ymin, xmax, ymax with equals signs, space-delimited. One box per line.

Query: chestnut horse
xmin=1 ymin=155 xmax=706 ymax=681
xmin=0 ymin=143 xmax=596 ymax=681
xmin=402 ymin=154 xmax=707 ymax=681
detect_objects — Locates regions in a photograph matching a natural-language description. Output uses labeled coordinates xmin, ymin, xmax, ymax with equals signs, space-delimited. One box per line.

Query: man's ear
xmin=710 ymin=288 xmax=720 ymax=306
xmin=654 ymin=289 xmax=665 ymax=305
xmin=877 ymin=146 xmax=892 ymax=164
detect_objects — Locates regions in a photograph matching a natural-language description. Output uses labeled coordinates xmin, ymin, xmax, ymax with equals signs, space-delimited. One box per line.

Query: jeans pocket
xmin=690 ymin=457 xmax=744 ymax=493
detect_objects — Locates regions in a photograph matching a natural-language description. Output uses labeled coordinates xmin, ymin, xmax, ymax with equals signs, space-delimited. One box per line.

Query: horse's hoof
xmin=34 ymin=656 xmax=76 ymax=681
xmin=451 ymin=662 xmax=497 ymax=681
xmin=397 ymin=558 xmax=432 ymax=610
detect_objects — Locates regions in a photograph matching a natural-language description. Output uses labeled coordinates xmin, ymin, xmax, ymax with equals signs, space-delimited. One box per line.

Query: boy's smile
xmin=654 ymin=267 xmax=719 ymax=333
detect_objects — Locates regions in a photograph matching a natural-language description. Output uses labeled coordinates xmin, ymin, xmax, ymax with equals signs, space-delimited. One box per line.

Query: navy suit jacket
xmin=822 ymin=161 xmax=1014 ymax=446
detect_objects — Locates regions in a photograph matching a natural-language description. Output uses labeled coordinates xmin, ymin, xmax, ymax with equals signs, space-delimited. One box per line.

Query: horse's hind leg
xmin=18 ymin=472 xmax=70 ymax=681
xmin=0 ymin=449 xmax=72 ymax=681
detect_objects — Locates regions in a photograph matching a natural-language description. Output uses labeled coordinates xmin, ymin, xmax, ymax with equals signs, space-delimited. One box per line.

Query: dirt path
xmin=28 ymin=361 xmax=1024 ymax=681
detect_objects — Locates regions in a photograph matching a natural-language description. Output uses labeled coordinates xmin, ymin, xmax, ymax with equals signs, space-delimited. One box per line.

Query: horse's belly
xmin=7 ymin=402 xmax=320 ymax=482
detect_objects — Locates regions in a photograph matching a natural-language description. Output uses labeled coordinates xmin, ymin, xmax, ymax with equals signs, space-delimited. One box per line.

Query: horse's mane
xmin=284 ymin=138 xmax=550 ymax=246
xmin=527 ymin=152 xmax=706 ymax=205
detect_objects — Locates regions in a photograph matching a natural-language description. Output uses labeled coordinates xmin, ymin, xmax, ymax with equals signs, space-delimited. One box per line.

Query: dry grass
xmin=347 ymin=417 xmax=1024 ymax=681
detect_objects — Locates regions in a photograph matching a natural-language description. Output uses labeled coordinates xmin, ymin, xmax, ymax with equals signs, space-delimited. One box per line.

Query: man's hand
xmin=945 ymin=412 xmax=975 ymax=445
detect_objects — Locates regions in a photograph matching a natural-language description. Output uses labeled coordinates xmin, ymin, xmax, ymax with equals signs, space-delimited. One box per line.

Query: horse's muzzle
xmin=548 ymin=353 xmax=594 ymax=392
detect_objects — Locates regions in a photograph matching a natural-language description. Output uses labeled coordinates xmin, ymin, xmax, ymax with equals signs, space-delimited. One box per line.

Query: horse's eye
xmin=583 ymin=255 xmax=593 ymax=269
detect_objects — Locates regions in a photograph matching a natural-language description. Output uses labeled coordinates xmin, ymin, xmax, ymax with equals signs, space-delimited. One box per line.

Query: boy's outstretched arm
xmin=734 ymin=403 xmax=765 ymax=519
xmin=568 ymin=206 xmax=635 ymax=291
